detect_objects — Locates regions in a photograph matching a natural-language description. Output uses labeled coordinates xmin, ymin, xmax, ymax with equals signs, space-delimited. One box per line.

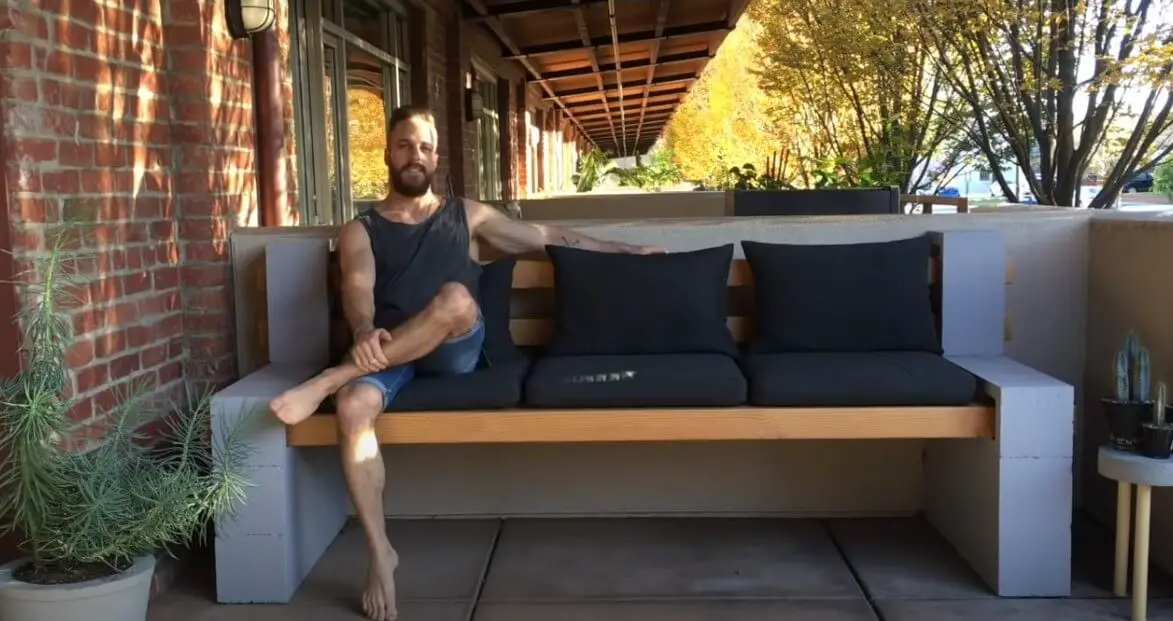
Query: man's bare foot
xmin=268 ymin=383 xmax=329 ymax=426
xmin=362 ymin=541 xmax=399 ymax=621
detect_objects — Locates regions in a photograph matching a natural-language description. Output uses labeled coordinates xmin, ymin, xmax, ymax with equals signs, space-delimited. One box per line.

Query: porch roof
xmin=463 ymin=0 xmax=750 ymax=156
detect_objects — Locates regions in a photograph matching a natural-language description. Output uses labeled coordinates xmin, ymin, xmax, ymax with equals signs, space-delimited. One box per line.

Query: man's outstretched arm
xmin=465 ymin=199 xmax=665 ymax=255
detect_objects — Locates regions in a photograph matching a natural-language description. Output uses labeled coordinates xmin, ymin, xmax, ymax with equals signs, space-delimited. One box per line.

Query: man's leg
xmin=413 ymin=311 xmax=486 ymax=377
xmin=269 ymin=282 xmax=480 ymax=424
xmin=334 ymin=366 xmax=413 ymax=621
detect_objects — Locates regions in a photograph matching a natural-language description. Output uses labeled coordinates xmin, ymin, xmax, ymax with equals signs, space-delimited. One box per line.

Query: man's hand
xmin=350 ymin=326 xmax=393 ymax=373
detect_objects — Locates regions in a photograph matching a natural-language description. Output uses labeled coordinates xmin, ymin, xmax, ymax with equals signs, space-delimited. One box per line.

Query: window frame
xmin=290 ymin=0 xmax=411 ymax=226
xmin=471 ymin=57 xmax=502 ymax=202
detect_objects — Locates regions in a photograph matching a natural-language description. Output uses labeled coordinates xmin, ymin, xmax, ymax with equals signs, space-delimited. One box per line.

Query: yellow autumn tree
xmin=348 ymin=88 xmax=390 ymax=200
xmin=749 ymin=0 xmax=967 ymax=191
xmin=664 ymin=16 xmax=784 ymax=184
xmin=912 ymin=0 xmax=1173 ymax=206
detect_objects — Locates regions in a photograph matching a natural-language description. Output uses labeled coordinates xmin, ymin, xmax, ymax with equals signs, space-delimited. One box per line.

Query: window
xmin=526 ymin=110 xmax=538 ymax=196
xmin=290 ymin=0 xmax=411 ymax=226
xmin=472 ymin=65 xmax=502 ymax=201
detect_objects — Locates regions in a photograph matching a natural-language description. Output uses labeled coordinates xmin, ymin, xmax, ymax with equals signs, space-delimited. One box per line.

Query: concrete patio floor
xmin=149 ymin=514 xmax=1173 ymax=620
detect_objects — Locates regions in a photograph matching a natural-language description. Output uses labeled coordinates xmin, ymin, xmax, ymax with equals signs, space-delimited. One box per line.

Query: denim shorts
xmin=351 ymin=315 xmax=486 ymax=409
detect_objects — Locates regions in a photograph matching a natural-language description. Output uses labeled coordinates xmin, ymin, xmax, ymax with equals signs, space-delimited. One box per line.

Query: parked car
xmin=1123 ymin=171 xmax=1154 ymax=193
xmin=935 ymin=186 xmax=960 ymax=197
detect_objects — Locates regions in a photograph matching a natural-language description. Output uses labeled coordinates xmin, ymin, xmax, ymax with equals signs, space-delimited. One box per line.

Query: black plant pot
xmin=1141 ymin=421 xmax=1173 ymax=459
xmin=1103 ymin=399 xmax=1154 ymax=450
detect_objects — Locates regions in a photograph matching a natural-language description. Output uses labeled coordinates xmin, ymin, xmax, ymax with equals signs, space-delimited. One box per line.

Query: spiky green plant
xmin=1134 ymin=347 xmax=1152 ymax=402
xmin=1115 ymin=350 xmax=1130 ymax=402
xmin=1156 ymin=382 xmax=1168 ymax=427
xmin=0 ymin=229 xmax=256 ymax=578
xmin=1114 ymin=331 xmax=1152 ymax=403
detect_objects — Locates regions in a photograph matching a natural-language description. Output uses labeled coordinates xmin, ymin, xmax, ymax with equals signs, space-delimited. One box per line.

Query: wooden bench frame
xmin=211 ymin=228 xmax=1076 ymax=605
xmin=284 ymin=254 xmax=1014 ymax=446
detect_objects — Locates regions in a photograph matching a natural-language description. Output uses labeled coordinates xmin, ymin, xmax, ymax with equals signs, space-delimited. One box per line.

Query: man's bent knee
xmin=335 ymin=382 xmax=383 ymax=435
xmin=432 ymin=282 xmax=478 ymax=334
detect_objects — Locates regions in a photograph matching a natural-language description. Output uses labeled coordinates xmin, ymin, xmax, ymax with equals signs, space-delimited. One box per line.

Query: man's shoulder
xmin=453 ymin=197 xmax=485 ymax=228
xmin=450 ymin=195 xmax=485 ymax=211
xmin=338 ymin=218 xmax=372 ymax=246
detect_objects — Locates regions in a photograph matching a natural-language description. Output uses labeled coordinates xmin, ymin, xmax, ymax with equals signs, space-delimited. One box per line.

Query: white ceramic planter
xmin=0 ymin=554 xmax=155 ymax=621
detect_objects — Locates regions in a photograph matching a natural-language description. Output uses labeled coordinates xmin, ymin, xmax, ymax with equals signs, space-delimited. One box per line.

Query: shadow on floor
xmin=149 ymin=513 xmax=1173 ymax=621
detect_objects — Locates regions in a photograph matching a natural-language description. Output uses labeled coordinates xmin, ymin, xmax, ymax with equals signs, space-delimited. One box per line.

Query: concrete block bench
xmin=211 ymin=228 xmax=1074 ymax=603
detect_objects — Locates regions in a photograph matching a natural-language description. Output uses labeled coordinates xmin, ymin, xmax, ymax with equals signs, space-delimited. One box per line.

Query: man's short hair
xmin=388 ymin=104 xmax=436 ymax=134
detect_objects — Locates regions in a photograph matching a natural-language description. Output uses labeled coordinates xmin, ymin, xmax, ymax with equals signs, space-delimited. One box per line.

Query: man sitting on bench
xmin=268 ymin=104 xmax=661 ymax=621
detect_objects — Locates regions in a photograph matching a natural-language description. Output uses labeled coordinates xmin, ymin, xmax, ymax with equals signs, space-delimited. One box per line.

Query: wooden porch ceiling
xmin=461 ymin=0 xmax=750 ymax=156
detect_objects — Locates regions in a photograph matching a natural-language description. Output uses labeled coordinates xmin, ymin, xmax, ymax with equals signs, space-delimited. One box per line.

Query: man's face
xmin=385 ymin=115 xmax=439 ymax=198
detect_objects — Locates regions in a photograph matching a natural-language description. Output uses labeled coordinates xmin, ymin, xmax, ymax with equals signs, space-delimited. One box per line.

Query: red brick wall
xmin=0 ymin=0 xmax=253 ymax=440
xmin=501 ymin=78 xmax=517 ymax=200
xmin=168 ymin=1 xmax=256 ymax=394
xmin=445 ymin=13 xmax=471 ymax=197
xmin=416 ymin=0 xmax=456 ymax=193
xmin=514 ymin=82 xmax=528 ymax=197
xmin=0 ymin=0 xmax=548 ymax=443
xmin=271 ymin=4 xmax=300 ymax=227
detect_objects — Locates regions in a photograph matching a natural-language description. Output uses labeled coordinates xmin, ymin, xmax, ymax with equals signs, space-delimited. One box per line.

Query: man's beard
xmin=390 ymin=163 xmax=433 ymax=198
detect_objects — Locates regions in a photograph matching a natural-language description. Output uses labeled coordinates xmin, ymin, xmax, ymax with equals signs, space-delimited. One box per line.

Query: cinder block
xmin=932 ymin=230 xmax=1007 ymax=357
xmin=211 ymin=363 xmax=348 ymax=603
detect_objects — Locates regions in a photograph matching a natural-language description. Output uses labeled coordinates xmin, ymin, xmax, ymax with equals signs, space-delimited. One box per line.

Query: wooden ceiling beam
xmin=582 ymin=113 xmax=670 ymax=128
xmin=465 ymin=0 xmax=654 ymax=22
xmin=506 ymin=20 xmax=728 ymax=59
xmin=570 ymin=0 xmax=621 ymax=151
xmin=548 ymin=72 xmax=694 ymax=99
xmin=634 ymin=0 xmax=672 ymax=148
xmin=458 ymin=0 xmax=598 ymax=149
xmin=584 ymin=122 xmax=666 ymax=137
xmin=577 ymin=101 xmax=676 ymax=121
xmin=605 ymin=0 xmax=627 ymax=156
xmin=564 ymin=85 xmax=689 ymax=110
xmin=540 ymin=50 xmax=710 ymax=80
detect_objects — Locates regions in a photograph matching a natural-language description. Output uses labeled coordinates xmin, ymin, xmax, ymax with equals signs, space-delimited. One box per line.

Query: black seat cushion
xmin=741 ymin=236 xmax=941 ymax=353
xmin=743 ymin=351 xmax=979 ymax=406
xmin=477 ymin=256 xmax=521 ymax=363
xmin=524 ymin=354 xmax=747 ymax=408
xmin=543 ymin=244 xmax=738 ymax=357
xmin=387 ymin=355 xmax=531 ymax=411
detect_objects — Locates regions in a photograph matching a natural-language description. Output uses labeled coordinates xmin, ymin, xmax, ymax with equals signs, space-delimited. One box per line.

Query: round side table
xmin=1098 ymin=445 xmax=1173 ymax=621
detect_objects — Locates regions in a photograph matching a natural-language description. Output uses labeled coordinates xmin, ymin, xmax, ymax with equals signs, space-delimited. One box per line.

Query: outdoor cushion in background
xmin=741 ymin=235 xmax=942 ymax=353
xmin=543 ymin=244 xmax=739 ymax=357
xmin=477 ymin=255 xmax=522 ymax=363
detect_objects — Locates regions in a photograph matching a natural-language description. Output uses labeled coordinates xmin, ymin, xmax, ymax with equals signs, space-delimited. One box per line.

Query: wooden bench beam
xmin=286 ymin=405 xmax=996 ymax=446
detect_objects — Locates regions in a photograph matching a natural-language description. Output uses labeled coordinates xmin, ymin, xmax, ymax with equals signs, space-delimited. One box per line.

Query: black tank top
xmin=357 ymin=197 xmax=482 ymax=331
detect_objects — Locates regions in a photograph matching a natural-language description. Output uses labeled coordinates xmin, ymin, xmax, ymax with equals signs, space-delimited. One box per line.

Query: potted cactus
xmin=1103 ymin=331 xmax=1154 ymax=450
xmin=1141 ymin=382 xmax=1173 ymax=459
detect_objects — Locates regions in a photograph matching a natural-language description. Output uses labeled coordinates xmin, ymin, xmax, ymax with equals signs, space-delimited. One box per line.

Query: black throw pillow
xmin=544 ymin=244 xmax=738 ymax=357
xmin=477 ymin=256 xmax=520 ymax=363
xmin=741 ymin=235 xmax=941 ymax=353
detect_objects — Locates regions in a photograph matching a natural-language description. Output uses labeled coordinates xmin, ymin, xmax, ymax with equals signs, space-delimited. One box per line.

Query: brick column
xmin=445 ymin=18 xmax=469 ymax=197
xmin=500 ymin=77 xmax=515 ymax=200
xmin=164 ymin=0 xmax=256 ymax=392
xmin=515 ymin=81 xmax=528 ymax=197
